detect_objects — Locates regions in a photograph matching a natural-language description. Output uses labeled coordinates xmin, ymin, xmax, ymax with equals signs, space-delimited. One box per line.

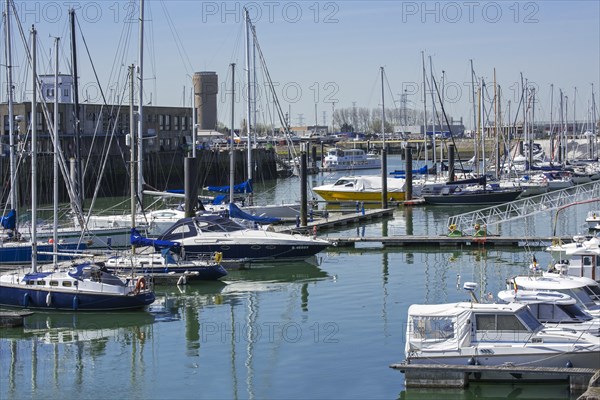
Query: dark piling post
xmin=300 ymin=151 xmax=307 ymax=226
xmin=405 ymin=145 xmax=413 ymax=201
xmin=448 ymin=144 xmax=455 ymax=182
xmin=184 ymin=157 xmax=198 ymax=218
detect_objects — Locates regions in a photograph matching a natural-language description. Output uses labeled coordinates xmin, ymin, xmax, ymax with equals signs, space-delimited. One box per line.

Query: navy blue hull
xmin=0 ymin=243 xmax=87 ymax=265
xmin=182 ymin=243 xmax=329 ymax=262
xmin=0 ymin=286 xmax=154 ymax=311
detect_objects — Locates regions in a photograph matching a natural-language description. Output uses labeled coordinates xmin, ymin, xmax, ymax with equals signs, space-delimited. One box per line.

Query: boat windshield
xmin=195 ymin=217 xmax=245 ymax=232
xmin=333 ymin=179 xmax=355 ymax=187
xmin=560 ymin=288 xmax=600 ymax=311
xmin=528 ymin=303 xmax=592 ymax=323
xmin=515 ymin=307 xmax=543 ymax=331
xmin=585 ymin=285 xmax=600 ymax=303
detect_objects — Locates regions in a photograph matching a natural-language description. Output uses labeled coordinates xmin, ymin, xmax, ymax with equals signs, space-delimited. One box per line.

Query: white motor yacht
xmin=497 ymin=289 xmax=600 ymax=336
xmin=404 ymin=300 xmax=600 ymax=380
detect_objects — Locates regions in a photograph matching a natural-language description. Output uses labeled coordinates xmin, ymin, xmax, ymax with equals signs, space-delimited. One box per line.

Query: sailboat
xmin=0 ymin=26 xmax=155 ymax=311
xmin=1 ymin=1 xmax=87 ymax=263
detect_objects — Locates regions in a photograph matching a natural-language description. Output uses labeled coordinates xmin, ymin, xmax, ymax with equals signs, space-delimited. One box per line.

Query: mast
xmin=550 ymin=84 xmax=554 ymax=161
xmin=559 ymin=89 xmax=564 ymax=164
xmin=421 ymin=51 xmax=428 ymax=168
xmin=493 ymin=68 xmax=498 ymax=179
xmin=137 ymin=0 xmax=144 ymax=208
xmin=69 ymin=9 xmax=83 ymax=208
xmin=5 ymin=0 xmax=17 ymax=214
xmin=470 ymin=60 xmax=477 ymax=145
xmin=244 ymin=8 xmax=253 ymax=206
xmin=52 ymin=37 xmax=59 ymax=263
xmin=592 ymin=84 xmax=597 ymax=159
xmin=565 ymin=95 xmax=568 ymax=162
xmin=428 ymin=56 xmax=437 ymax=168
xmin=380 ymin=66 xmax=387 ymax=208
xmin=30 ymin=25 xmax=37 ymax=273
xmin=229 ymin=63 xmax=236 ymax=204
xmin=129 ymin=65 xmax=136 ymax=245
xmin=573 ymin=87 xmax=577 ymax=141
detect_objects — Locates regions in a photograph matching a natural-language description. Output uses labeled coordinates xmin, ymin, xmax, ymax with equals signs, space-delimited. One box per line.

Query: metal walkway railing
xmin=447 ymin=181 xmax=600 ymax=235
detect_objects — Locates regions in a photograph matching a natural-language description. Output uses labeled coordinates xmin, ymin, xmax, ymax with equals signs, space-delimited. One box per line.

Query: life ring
xmin=134 ymin=277 xmax=147 ymax=294
xmin=448 ymin=224 xmax=457 ymax=232
xmin=213 ymin=252 xmax=223 ymax=263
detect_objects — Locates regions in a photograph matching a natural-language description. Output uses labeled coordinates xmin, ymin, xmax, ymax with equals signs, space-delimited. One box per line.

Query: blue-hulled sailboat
xmin=0 ymin=27 xmax=154 ymax=311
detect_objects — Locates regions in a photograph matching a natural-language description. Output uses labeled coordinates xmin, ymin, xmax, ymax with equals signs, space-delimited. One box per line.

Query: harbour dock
xmin=390 ymin=362 xmax=599 ymax=394
xmin=274 ymin=208 xmax=570 ymax=249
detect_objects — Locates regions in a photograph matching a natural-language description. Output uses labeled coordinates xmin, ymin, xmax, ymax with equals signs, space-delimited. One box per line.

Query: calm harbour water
xmin=1 ymin=157 xmax=596 ymax=400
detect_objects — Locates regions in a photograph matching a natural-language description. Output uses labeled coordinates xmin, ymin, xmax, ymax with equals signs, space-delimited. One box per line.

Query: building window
xmin=63 ymin=89 xmax=69 ymax=97
xmin=173 ymin=116 xmax=179 ymax=131
xmin=46 ymin=88 xmax=54 ymax=98
xmin=181 ymin=116 xmax=187 ymax=131
xmin=159 ymin=114 xmax=164 ymax=131
xmin=165 ymin=115 xmax=171 ymax=131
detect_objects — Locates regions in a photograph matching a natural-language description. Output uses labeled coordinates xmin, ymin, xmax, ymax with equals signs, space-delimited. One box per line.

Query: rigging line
xmin=75 ymin=16 xmax=125 ymax=183
xmin=158 ymin=0 xmax=194 ymax=75
xmin=83 ymin=80 xmax=130 ymax=229
xmin=251 ymin=27 xmax=294 ymax=147
xmin=383 ymin=68 xmax=399 ymax=114
xmin=432 ymin=72 xmax=467 ymax=172
xmin=145 ymin=1 xmax=157 ymax=105
xmin=10 ymin=10 xmax=85 ymax=226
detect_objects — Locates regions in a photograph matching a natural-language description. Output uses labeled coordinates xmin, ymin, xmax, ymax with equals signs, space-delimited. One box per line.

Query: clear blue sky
xmin=5 ymin=0 xmax=600 ymax=130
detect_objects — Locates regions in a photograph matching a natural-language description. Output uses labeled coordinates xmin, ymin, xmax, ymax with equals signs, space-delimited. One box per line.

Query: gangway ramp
xmin=447 ymin=181 xmax=600 ymax=235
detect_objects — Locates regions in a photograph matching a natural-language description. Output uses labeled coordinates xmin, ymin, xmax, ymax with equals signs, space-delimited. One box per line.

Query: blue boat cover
xmin=212 ymin=194 xmax=227 ymax=205
xmin=207 ymin=179 xmax=253 ymax=194
xmin=389 ymin=166 xmax=429 ymax=175
xmin=228 ymin=203 xmax=281 ymax=224
xmin=1 ymin=209 xmax=16 ymax=230
xmin=130 ymin=228 xmax=180 ymax=249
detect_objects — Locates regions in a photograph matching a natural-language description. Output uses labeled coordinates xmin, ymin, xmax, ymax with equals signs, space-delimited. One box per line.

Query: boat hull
xmin=312 ymin=189 xmax=405 ymax=202
xmin=406 ymin=350 xmax=600 ymax=381
xmin=105 ymin=259 xmax=228 ymax=281
xmin=181 ymin=242 xmax=330 ymax=263
xmin=0 ymin=242 xmax=87 ymax=265
xmin=0 ymin=285 xmax=155 ymax=311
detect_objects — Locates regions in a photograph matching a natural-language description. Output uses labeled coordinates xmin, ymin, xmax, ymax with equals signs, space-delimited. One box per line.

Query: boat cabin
xmin=406 ymin=302 xmax=542 ymax=354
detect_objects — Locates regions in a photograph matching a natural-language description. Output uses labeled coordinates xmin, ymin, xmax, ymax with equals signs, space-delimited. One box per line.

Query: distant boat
xmin=420 ymin=176 xmax=522 ymax=205
xmin=319 ymin=148 xmax=381 ymax=172
xmin=312 ymin=175 xmax=406 ymax=202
